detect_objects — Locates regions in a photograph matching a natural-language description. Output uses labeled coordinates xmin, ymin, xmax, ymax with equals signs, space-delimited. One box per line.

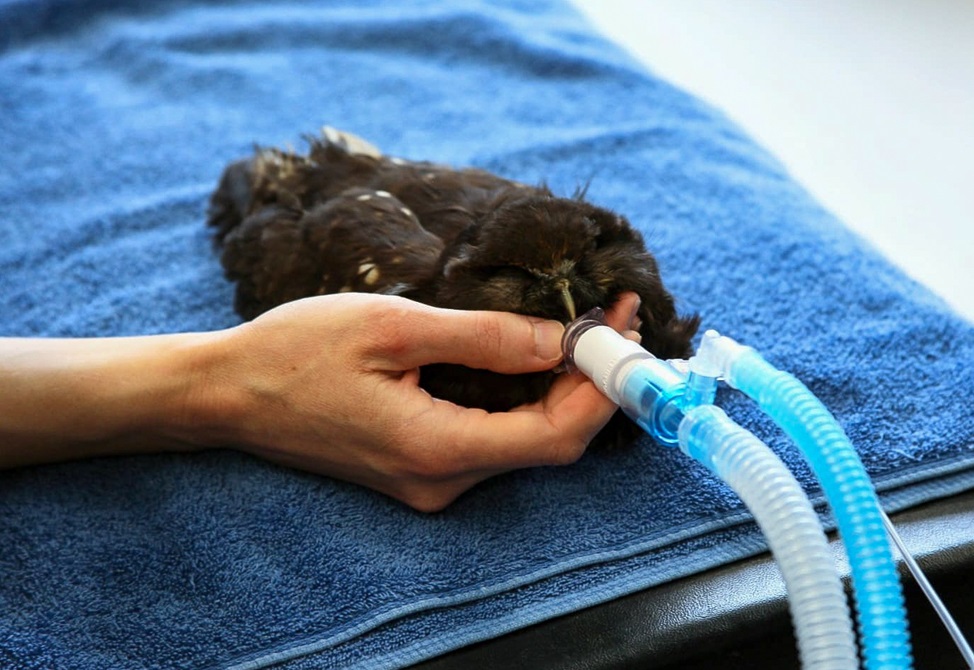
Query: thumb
xmin=371 ymin=307 xmax=565 ymax=374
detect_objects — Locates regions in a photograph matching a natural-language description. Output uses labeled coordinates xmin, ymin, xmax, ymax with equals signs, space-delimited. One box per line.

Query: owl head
xmin=432 ymin=194 xmax=699 ymax=359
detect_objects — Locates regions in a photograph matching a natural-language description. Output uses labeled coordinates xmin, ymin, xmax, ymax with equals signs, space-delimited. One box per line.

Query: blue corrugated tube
xmin=563 ymin=314 xmax=858 ymax=669
xmin=695 ymin=330 xmax=913 ymax=670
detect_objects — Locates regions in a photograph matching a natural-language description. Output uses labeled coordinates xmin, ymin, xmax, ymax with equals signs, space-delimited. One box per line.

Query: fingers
xmin=372 ymin=291 xmax=645 ymax=478
xmin=430 ymin=294 xmax=644 ymax=470
xmin=370 ymin=304 xmax=566 ymax=374
xmin=383 ymin=292 xmax=644 ymax=469
xmin=605 ymin=291 xmax=641 ymax=334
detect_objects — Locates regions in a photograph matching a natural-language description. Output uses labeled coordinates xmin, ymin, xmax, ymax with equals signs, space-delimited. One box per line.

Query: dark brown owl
xmin=207 ymin=127 xmax=699 ymax=447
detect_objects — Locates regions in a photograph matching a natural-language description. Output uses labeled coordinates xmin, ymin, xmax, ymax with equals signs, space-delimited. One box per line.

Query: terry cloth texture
xmin=1 ymin=1 xmax=972 ymax=668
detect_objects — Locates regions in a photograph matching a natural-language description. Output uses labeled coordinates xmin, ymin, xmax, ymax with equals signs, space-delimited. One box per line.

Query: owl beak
xmin=558 ymin=282 xmax=576 ymax=321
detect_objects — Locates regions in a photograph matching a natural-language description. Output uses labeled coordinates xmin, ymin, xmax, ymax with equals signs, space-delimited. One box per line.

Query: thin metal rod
xmin=881 ymin=508 xmax=974 ymax=669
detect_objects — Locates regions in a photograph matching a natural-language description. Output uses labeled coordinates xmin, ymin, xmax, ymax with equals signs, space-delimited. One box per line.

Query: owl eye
xmin=492 ymin=265 xmax=537 ymax=281
xmin=470 ymin=263 xmax=525 ymax=276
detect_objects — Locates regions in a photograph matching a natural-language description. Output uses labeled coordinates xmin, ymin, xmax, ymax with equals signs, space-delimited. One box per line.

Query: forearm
xmin=0 ymin=333 xmax=230 ymax=468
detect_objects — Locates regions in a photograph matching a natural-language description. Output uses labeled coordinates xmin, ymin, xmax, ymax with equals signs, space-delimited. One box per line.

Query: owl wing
xmin=216 ymin=203 xmax=311 ymax=319
xmin=304 ymin=187 xmax=445 ymax=297
xmin=216 ymin=187 xmax=445 ymax=319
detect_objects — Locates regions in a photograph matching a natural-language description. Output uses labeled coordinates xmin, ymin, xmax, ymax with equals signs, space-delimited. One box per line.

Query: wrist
xmin=154 ymin=328 xmax=247 ymax=451
xmin=55 ymin=329 xmax=248 ymax=457
xmin=70 ymin=332 xmax=234 ymax=456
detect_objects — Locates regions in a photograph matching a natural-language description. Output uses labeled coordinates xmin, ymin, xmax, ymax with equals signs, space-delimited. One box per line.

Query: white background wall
xmin=571 ymin=0 xmax=973 ymax=322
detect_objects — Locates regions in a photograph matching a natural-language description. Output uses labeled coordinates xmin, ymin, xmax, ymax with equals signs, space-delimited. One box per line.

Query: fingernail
xmin=533 ymin=319 xmax=565 ymax=362
xmin=628 ymin=296 xmax=642 ymax=330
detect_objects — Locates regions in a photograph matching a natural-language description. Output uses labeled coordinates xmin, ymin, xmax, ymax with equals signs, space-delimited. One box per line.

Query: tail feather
xmin=207 ymin=158 xmax=255 ymax=245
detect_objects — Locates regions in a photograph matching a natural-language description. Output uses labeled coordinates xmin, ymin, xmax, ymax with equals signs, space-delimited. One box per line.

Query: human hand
xmin=207 ymin=292 xmax=642 ymax=511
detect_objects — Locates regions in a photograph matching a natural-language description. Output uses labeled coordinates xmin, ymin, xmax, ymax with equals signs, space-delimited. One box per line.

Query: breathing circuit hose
xmin=696 ymin=331 xmax=913 ymax=670
xmin=679 ymin=405 xmax=858 ymax=669
xmin=563 ymin=315 xmax=858 ymax=669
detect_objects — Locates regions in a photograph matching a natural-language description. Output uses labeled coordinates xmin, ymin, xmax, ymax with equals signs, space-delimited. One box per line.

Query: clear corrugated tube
xmin=697 ymin=330 xmax=912 ymax=670
xmin=679 ymin=404 xmax=858 ymax=669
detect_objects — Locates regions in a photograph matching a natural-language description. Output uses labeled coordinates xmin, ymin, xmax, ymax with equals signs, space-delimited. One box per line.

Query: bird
xmin=207 ymin=127 xmax=700 ymax=448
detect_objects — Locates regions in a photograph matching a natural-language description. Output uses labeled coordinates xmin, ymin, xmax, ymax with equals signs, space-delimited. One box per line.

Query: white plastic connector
xmin=691 ymin=329 xmax=751 ymax=387
xmin=572 ymin=325 xmax=652 ymax=403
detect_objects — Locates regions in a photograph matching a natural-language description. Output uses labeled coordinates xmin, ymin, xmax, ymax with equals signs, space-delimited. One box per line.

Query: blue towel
xmin=1 ymin=1 xmax=972 ymax=668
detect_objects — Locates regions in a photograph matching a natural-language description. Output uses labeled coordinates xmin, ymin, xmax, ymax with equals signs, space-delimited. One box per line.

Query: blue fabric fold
xmin=1 ymin=1 xmax=972 ymax=668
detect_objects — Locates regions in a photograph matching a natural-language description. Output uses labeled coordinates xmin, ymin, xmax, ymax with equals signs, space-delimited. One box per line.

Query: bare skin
xmin=0 ymin=292 xmax=641 ymax=511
